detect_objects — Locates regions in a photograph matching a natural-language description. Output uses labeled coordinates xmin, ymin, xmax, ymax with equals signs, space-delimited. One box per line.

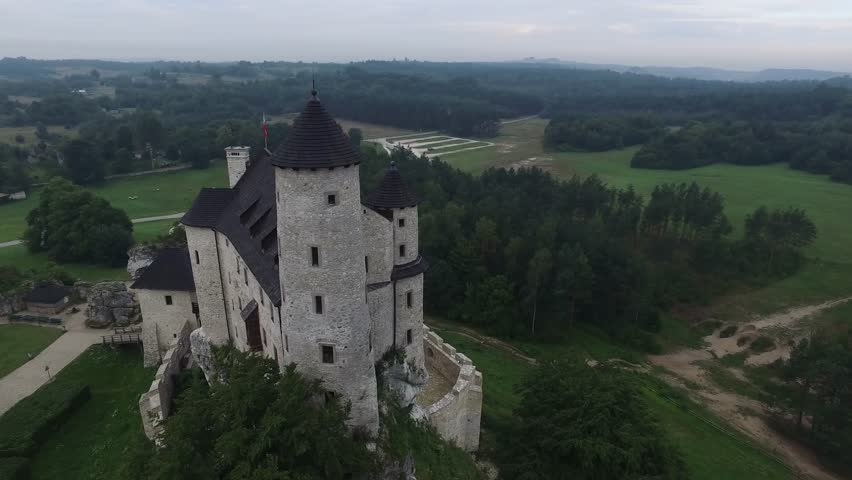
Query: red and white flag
xmin=262 ymin=113 xmax=268 ymax=138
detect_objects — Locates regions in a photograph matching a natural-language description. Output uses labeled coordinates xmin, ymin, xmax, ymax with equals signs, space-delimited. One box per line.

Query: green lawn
xmin=0 ymin=162 xmax=226 ymax=243
xmin=0 ymin=219 xmax=175 ymax=282
xmin=29 ymin=345 xmax=154 ymax=480
xmin=0 ymin=325 xmax=64 ymax=378
xmin=414 ymin=139 xmax=471 ymax=149
xmin=431 ymin=324 xmax=794 ymax=479
xmin=432 ymin=141 xmax=493 ymax=153
xmin=0 ymin=125 xmax=77 ymax=147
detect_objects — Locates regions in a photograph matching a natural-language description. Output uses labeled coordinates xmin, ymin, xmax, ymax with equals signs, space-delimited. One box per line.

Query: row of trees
xmin=361 ymin=147 xmax=817 ymax=344
xmin=631 ymin=120 xmax=852 ymax=184
xmin=544 ymin=114 xmax=663 ymax=152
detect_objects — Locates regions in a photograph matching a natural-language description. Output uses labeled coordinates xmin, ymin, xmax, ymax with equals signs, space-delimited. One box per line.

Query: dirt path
xmin=651 ymin=297 xmax=852 ymax=480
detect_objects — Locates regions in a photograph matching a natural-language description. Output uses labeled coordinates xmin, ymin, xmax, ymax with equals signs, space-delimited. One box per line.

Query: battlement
xmin=420 ymin=326 xmax=483 ymax=452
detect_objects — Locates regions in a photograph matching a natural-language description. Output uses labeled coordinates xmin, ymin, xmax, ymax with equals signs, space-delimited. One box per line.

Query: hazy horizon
xmin=1 ymin=0 xmax=852 ymax=72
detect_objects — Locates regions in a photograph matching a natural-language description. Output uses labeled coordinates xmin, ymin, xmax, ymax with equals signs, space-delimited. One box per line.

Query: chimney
xmin=225 ymin=146 xmax=250 ymax=188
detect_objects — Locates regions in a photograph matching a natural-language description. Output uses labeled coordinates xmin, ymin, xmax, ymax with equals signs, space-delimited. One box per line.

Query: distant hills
xmin=517 ymin=57 xmax=850 ymax=83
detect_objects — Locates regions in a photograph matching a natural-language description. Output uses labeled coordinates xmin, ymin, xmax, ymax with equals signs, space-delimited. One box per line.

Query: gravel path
xmin=0 ymin=312 xmax=102 ymax=416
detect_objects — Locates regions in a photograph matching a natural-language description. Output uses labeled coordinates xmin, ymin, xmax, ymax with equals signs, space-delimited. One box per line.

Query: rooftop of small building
xmin=131 ymin=247 xmax=196 ymax=292
xmin=24 ymin=283 xmax=70 ymax=304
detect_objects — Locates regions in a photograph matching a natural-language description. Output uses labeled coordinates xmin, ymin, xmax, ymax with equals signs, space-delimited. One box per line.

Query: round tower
xmin=365 ymin=162 xmax=428 ymax=371
xmin=272 ymin=90 xmax=380 ymax=435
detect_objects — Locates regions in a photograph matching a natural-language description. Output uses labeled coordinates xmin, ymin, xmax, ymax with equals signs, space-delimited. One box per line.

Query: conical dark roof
xmin=271 ymin=91 xmax=361 ymax=169
xmin=365 ymin=162 xmax=419 ymax=209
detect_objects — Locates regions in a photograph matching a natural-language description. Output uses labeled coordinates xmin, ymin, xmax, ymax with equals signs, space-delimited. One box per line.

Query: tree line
xmin=361 ymin=147 xmax=817 ymax=348
xmin=544 ymin=113 xmax=663 ymax=152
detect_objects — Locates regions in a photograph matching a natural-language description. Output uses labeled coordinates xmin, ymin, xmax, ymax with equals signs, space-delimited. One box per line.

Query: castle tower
xmin=365 ymin=162 xmax=427 ymax=371
xmin=226 ymin=146 xmax=251 ymax=187
xmin=271 ymin=90 xmax=380 ymax=434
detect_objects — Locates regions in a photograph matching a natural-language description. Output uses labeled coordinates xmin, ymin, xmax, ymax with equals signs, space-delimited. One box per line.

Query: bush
xmin=719 ymin=325 xmax=738 ymax=338
xmin=750 ymin=335 xmax=775 ymax=353
xmin=737 ymin=336 xmax=752 ymax=347
xmin=0 ymin=457 xmax=29 ymax=480
xmin=0 ymin=382 xmax=90 ymax=457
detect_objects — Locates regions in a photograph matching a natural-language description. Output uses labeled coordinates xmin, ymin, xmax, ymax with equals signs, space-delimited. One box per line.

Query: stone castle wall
xmin=392 ymin=207 xmax=419 ymax=265
xmin=139 ymin=321 xmax=192 ymax=442
xmin=422 ymin=326 xmax=483 ymax=452
xmin=138 ymin=289 xmax=197 ymax=367
xmin=185 ymin=226 xmax=230 ymax=345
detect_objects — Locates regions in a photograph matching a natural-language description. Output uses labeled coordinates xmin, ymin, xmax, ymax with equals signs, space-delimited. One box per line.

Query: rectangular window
xmin=322 ymin=345 xmax=334 ymax=364
xmin=399 ymin=244 xmax=406 ymax=258
xmin=274 ymin=348 xmax=278 ymax=362
xmin=260 ymin=293 xmax=264 ymax=306
xmin=238 ymin=297 xmax=242 ymax=310
xmin=165 ymin=295 xmax=173 ymax=306
xmin=244 ymin=268 xmax=248 ymax=286
xmin=365 ymin=256 xmax=369 ymax=273
xmin=311 ymin=246 xmax=320 ymax=266
xmin=314 ymin=295 xmax=323 ymax=314
xmin=194 ymin=250 xmax=200 ymax=264
xmin=262 ymin=328 xmax=267 ymax=347
xmin=327 ymin=193 xmax=337 ymax=206
xmin=406 ymin=291 xmax=413 ymax=308
xmin=406 ymin=329 xmax=413 ymax=345
xmin=285 ymin=335 xmax=289 ymax=352
xmin=398 ymin=218 xmax=405 ymax=227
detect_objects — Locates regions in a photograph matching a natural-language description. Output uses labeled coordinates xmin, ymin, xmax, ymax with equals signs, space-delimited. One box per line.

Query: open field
xmin=271 ymin=113 xmax=418 ymax=140
xmin=0 ymin=325 xmax=64 ymax=378
xmin=431 ymin=324 xmax=794 ymax=480
xmin=28 ymin=345 xmax=154 ymax=480
xmin=0 ymin=162 xmax=226 ymax=243
xmin=0 ymin=125 xmax=78 ymax=146
xmin=7 ymin=95 xmax=41 ymax=105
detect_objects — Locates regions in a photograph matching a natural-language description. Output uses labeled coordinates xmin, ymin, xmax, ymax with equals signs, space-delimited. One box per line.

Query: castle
xmin=131 ymin=90 xmax=482 ymax=451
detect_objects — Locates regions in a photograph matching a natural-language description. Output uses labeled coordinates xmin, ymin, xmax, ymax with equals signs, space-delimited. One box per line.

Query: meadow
xmin=0 ymin=125 xmax=78 ymax=147
xmin=0 ymin=325 xmax=64 ymax=378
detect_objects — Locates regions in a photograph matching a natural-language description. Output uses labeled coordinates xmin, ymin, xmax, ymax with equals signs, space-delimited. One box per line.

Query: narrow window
xmin=365 ymin=256 xmax=369 ymax=273
xmin=238 ymin=297 xmax=242 ymax=310
xmin=260 ymin=294 xmax=264 ymax=306
xmin=262 ymin=328 xmax=267 ymax=347
xmin=406 ymin=291 xmax=413 ymax=308
xmin=398 ymin=218 xmax=405 ymax=227
xmin=322 ymin=345 xmax=334 ymax=364
xmin=225 ymin=239 xmax=229 ymax=247
xmin=314 ymin=295 xmax=323 ymax=314
xmin=406 ymin=329 xmax=413 ymax=345
xmin=274 ymin=348 xmax=278 ymax=362
xmin=324 ymin=391 xmax=336 ymax=403
xmin=244 ymin=268 xmax=248 ymax=285
xmin=311 ymin=246 xmax=320 ymax=266
xmin=165 ymin=295 xmax=173 ymax=305
xmin=399 ymin=244 xmax=406 ymax=258
xmin=194 ymin=250 xmax=200 ymax=264
xmin=327 ymin=193 xmax=337 ymax=206
xmin=236 ymin=260 xmax=240 ymax=274
xmin=285 ymin=334 xmax=289 ymax=352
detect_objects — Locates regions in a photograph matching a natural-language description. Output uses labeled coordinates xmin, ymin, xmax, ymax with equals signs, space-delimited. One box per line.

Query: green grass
xmin=0 ymin=163 xmax=225 ymax=243
xmin=385 ymin=132 xmax=441 ymax=142
xmin=0 ymin=220 xmax=175 ymax=282
xmin=28 ymin=345 xmax=154 ymax=480
xmin=414 ymin=139 xmax=471 ymax=149
xmin=401 ymin=136 xmax=451 ymax=145
xmin=802 ymin=298 xmax=852 ymax=337
xmin=0 ymin=325 xmax=64 ymax=378
xmin=0 ymin=125 xmax=77 ymax=146
xmin=433 ymin=142 xmax=493 ymax=154
xmin=432 ymin=323 xmax=794 ymax=479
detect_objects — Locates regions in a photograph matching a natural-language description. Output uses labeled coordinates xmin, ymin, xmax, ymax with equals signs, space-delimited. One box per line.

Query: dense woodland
xmin=362 ymin=147 xmax=816 ymax=348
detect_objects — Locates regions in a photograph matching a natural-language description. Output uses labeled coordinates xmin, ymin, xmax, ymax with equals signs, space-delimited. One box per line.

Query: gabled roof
xmin=270 ymin=91 xmax=361 ymax=170
xmin=364 ymin=161 xmax=419 ymax=209
xmin=131 ymin=247 xmax=195 ymax=292
xmin=24 ymin=284 xmax=70 ymax=304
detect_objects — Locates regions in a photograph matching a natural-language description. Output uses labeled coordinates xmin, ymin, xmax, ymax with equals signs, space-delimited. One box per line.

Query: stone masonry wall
xmin=392 ymin=207 xmax=419 ymax=266
xmin=422 ymin=326 xmax=483 ymax=452
xmin=185 ymin=226 xmax=230 ymax=345
xmin=137 ymin=289 xmax=197 ymax=367
xmin=139 ymin=320 xmax=192 ymax=442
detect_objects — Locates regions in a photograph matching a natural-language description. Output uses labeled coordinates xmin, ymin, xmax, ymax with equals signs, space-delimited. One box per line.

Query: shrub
xmin=719 ymin=325 xmax=738 ymax=338
xmin=737 ymin=336 xmax=752 ymax=347
xmin=0 ymin=457 xmax=29 ymax=480
xmin=750 ymin=335 xmax=775 ymax=353
xmin=0 ymin=382 xmax=90 ymax=457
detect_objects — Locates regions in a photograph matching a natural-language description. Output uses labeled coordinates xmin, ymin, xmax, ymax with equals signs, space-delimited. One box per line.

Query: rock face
xmin=381 ymin=357 xmax=429 ymax=410
xmin=190 ymin=327 xmax=218 ymax=382
xmin=85 ymin=282 xmax=140 ymax=328
xmin=127 ymin=245 xmax=159 ymax=280
xmin=0 ymin=290 xmax=26 ymax=316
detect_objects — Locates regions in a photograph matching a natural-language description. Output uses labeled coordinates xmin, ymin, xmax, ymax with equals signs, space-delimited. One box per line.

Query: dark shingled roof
xmin=182 ymin=188 xmax=237 ymax=228
xmin=24 ymin=284 xmax=70 ymax=304
xmin=131 ymin=248 xmax=196 ymax=292
xmin=391 ymin=255 xmax=429 ymax=281
xmin=364 ymin=161 xmax=419 ymax=209
xmin=270 ymin=92 xmax=361 ymax=169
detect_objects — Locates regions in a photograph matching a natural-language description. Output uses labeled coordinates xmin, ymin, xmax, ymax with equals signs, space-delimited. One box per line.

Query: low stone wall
xmin=139 ymin=321 xmax=192 ymax=442
xmin=422 ymin=326 xmax=483 ymax=452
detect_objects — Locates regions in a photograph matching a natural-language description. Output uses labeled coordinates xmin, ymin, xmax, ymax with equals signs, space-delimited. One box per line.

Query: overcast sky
xmin=1 ymin=0 xmax=851 ymax=71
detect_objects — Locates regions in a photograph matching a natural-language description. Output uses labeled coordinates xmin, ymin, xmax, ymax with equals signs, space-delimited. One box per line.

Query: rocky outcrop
xmin=190 ymin=327 xmax=218 ymax=383
xmin=380 ymin=356 xmax=429 ymax=411
xmin=85 ymin=282 xmax=140 ymax=328
xmin=127 ymin=245 xmax=159 ymax=280
xmin=72 ymin=281 xmax=92 ymax=302
xmin=0 ymin=290 xmax=26 ymax=316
